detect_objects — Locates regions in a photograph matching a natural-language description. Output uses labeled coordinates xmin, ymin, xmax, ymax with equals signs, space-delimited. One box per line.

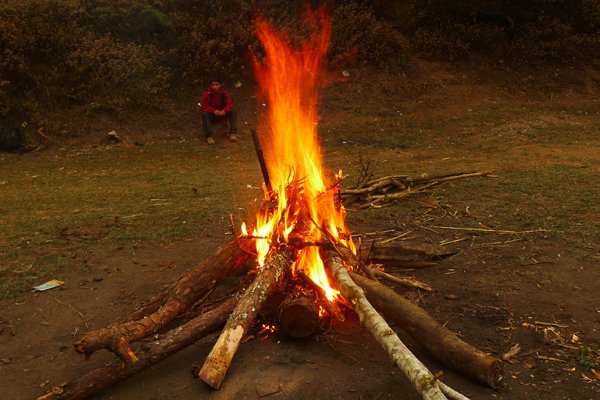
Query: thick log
xmin=322 ymin=249 xmax=464 ymax=400
xmin=350 ymin=272 xmax=503 ymax=388
xmin=74 ymin=239 xmax=253 ymax=363
xmin=278 ymin=293 xmax=320 ymax=338
xmin=297 ymin=269 xmax=345 ymax=322
xmin=198 ymin=247 xmax=295 ymax=389
xmin=38 ymin=298 xmax=237 ymax=400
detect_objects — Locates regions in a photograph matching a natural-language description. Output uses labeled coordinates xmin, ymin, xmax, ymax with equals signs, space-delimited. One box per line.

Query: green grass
xmin=2 ymin=74 xmax=599 ymax=299
xmin=0 ymin=141 xmax=264 ymax=298
xmin=437 ymin=165 xmax=600 ymax=237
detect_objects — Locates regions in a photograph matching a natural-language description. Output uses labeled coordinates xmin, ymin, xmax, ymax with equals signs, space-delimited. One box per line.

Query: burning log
xmin=350 ymin=272 xmax=503 ymax=388
xmin=38 ymin=298 xmax=237 ymax=400
xmin=296 ymin=269 xmax=345 ymax=322
xmin=322 ymin=249 xmax=467 ymax=400
xmin=198 ymin=246 xmax=295 ymax=389
xmin=278 ymin=293 xmax=321 ymax=338
xmin=75 ymin=239 xmax=253 ymax=363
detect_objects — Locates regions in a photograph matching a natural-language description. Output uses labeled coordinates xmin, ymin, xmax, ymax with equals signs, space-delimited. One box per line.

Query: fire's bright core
xmin=242 ymin=11 xmax=355 ymax=303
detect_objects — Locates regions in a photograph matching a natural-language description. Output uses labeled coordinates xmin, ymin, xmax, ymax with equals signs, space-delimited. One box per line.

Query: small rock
xmin=444 ymin=294 xmax=458 ymax=300
xmin=39 ymin=321 xmax=51 ymax=326
xmin=1 ymin=358 xmax=10 ymax=364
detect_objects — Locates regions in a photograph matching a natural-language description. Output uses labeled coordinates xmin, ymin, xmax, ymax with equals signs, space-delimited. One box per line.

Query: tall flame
xmin=247 ymin=10 xmax=355 ymax=302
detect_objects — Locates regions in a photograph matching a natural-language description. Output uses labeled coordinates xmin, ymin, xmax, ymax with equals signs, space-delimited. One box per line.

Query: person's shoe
xmin=206 ymin=136 xmax=215 ymax=145
xmin=228 ymin=133 xmax=238 ymax=142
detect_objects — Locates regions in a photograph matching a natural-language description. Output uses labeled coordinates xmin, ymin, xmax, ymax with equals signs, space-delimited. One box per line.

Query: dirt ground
xmin=2 ymin=59 xmax=600 ymax=400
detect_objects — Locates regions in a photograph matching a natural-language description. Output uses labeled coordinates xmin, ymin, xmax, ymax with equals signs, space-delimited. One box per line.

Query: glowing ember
xmin=243 ymin=10 xmax=355 ymax=304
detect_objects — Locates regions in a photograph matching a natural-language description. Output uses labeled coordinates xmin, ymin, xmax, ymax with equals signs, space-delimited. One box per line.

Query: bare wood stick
xmin=369 ymin=268 xmax=433 ymax=292
xmin=75 ymin=240 xmax=253 ymax=363
xmin=38 ymin=298 xmax=237 ymax=400
xmin=408 ymin=171 xmax=493 ymax=185
xmin=367 ymin=182 xmax=437 ymax=202
xmin=54 ymin=298 xmax=90 ymax=330
xmin=429 ymin=226 xmax=550 ymax=235
xmin=341 ymin=178 xmax=406 ymax=195
xmin=198 ymin=246 xmax=295 ymax=389
xmin=322 ymin=250 xmax=458 ymax=400
xmin=364 ymin=240 xmax=456 ymax=261
xmin=250 ymin=128 xmax=273 ymax=193
xmin=350 ymin=272 xmax=503 ymax=388
xmin=359 ymin=174 xmax=410 ymax=187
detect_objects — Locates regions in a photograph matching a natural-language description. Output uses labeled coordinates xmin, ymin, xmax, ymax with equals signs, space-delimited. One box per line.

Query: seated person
xmin=200 ymin=79 xmax=238 ymax=144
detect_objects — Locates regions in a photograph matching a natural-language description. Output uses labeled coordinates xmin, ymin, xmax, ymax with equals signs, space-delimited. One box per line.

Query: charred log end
xmin=278 ymin=296 xmax=320 ymax=338
xmin=486 ymin=358 xmax=504 ymax=388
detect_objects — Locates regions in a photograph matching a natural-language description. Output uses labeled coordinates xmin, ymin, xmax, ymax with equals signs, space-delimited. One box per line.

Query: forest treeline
xmin=1 ymin=0 xmax=598 ymax=127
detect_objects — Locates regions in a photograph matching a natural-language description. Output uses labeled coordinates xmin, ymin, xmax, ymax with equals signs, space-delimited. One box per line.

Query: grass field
xmin=1 ymin=65 xmax=599 ymax=299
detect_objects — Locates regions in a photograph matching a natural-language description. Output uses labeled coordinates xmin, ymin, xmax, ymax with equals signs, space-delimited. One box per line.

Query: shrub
xmin=402 ymin=0 xmax=600 ymax=62
xmin=0 ymin=0 xmax=174 ymax=119
xmin=173 ymin=4 xmax=254 ymax=84
xmin=64 ymin=33 xmax=171 ymax=109
xmin=331 ymin=1 xmax=405 ymax=65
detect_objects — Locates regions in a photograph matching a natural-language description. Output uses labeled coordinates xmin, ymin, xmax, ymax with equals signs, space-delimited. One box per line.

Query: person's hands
xmin=215 ymin=110 xmax=225 ymax=116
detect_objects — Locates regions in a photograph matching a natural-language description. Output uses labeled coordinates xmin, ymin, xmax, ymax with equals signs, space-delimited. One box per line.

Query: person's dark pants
xmin=202 ymin=110 xmax=238 ymax=138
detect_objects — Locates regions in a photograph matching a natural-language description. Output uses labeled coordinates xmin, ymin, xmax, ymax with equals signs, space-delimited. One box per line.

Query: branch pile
xmin=341 ymin=171 xmax=493 ymax=208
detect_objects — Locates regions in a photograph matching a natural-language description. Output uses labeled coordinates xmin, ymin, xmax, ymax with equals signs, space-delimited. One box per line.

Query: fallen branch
xmin=369 ymin=268 xmax=433 ymax=292
xmin=75 ymin=239 xmax=253 ymax=363
xmin=38 ymin=298 xmax=237 ymax=400
xmin=364 ymin=241 xmax=456 ymax=262
xmin=322 ymin=249 xmax=465 ymax=400
xmin=198 ymin=246 xmax=295 ymax=389
xmin=350 ymin=272 xmax=503 ymax=388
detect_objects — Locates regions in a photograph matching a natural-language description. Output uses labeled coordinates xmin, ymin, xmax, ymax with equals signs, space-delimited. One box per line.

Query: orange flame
xmin=245 ymin=10 xmax=354 ymax=302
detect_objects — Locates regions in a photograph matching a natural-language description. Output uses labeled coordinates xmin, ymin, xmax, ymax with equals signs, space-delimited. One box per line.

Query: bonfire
xmin=39 ymin=10 xmax=502 ymax=400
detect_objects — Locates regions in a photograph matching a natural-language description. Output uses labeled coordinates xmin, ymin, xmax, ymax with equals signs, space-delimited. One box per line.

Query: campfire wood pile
xmin=38 ymin=219 xmax=503 ymax=400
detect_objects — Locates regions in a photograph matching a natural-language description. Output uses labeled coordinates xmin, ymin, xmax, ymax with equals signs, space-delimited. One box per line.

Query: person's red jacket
xmin=201 ymin=86 xmax=233 ymax=113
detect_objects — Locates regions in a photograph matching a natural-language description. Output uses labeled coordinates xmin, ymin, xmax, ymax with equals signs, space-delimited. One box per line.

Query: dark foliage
xmin=0 ymin=0 xmax=597 ymax=135
xmin=399 ymin=0 xmax=600 ymax=61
